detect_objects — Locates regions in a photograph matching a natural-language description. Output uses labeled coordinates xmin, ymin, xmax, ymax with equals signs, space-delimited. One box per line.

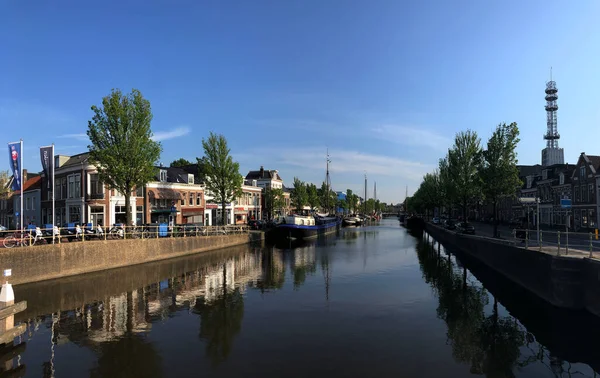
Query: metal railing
xmin=1 ymin=224 xmax=249 ymax=248
xmin=511 ymin=228 xmax=600 ymax=258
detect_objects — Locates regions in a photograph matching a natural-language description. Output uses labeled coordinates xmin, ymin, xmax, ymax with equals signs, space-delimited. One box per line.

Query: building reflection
xmin=21 ymin=248 xmax=265 ymax=375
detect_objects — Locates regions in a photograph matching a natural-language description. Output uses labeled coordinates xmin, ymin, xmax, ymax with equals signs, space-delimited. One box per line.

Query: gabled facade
xmin=12 ymin=174 xmax=42 ymax=228
xmin=571 ymin=153 xmax=600 ymax=231
xmin=144 ymin=166 xmax=205 ymax=225
xmin=245 ymin=166 xmax=283 ymax=189
xmin=536 ymin=163 xmax=574 ymax=228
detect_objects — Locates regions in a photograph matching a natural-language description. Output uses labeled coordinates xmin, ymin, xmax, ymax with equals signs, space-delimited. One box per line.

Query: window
xmin=526 ymin=177 xmax=532 ymax=189
xmin=90 ymin=174 xmax=103 ymax=196
xmin=196 ymin=193 xmax=202 ymax=206
xmin=26 ymin=197 xmax=30 ymax=210
xmin=559 ymin=173 xmax=564 ymax=185
xmin=136 ymin=205 xmax=143 ymax=225
xmin=68 ymin=174 xmax=81 ymax=199
xmin=581 ymin=167 xmax=586 ymax=178
xmin=590 ymin=209 xmax=597 ymax=228
xmin=542 ymin=170 xmax=548 ymax=180
xmin=182 ymin=193 xmax=186 ymax=206
xmin=190 ymin=193 xmax=195 ymax=206
xmin=69 ymin=206 xmax=81 ymax=223
xmin=160 ymin=170 xmax=167 ymax=182
xmin=590 ymin=184 xmax=595 ymax=200
xmin=61 ymin=178 xmax=67 ymax=200
xmin=115 ymin=205 xmax=127 ymax=224
xmin=90 ymin=206 xmax=104 ymax=226
xmin=575 ymin=188 xmax=580 ymax=202
xmin=582 ymin=186 xmax=587 ymax=202
xmin=32 ymin=196 xmax=35 ymax=210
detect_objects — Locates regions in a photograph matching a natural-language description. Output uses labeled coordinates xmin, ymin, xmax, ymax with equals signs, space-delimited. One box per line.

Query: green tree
xmin=0 ymin=170 xmax=11 ymax=201
xmin=338 ymin=199 xmax=348 ymax=213
xmin=448 ymin=130 xmax=482 ymax=221
xmin=290 ymin=177 xmax=307 ymax=213
xmin=346 ymin=189 xmax=357 ymax=213
xmin=306 ymin=183 xmax=319 ymax=211
xmin=169 ymin=158 xmax=193 ymax=167
xmin=319 ymin=182 xmax=336 ymax=213
xmin=480 ymin=122 xmax=521 ymax=237
xmin=201 ymin=132 xmax=243 ymax=225
xmin=87 ymin=88 xmax=162 ymax=225
xmin=264 ymin=187 xmax=285 ymax=219
xmin=438 ymin=156 xmax=455 ymax=216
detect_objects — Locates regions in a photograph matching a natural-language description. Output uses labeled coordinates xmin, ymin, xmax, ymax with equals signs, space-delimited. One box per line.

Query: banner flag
xmin=8 ymin=142 xmax=22 ymax=191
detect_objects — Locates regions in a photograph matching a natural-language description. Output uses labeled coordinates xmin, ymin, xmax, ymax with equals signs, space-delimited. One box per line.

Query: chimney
xmin=260 ymin=166 xmax=264 ymax=177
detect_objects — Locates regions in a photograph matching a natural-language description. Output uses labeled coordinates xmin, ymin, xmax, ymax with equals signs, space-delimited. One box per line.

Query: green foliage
xmin=0 ymin=170 xmax=11 ymax=200
xmin=346 ymin=189 xmax=358 ymax=213
xmin=480 ymin=122 xmax=521 ymax=236
xmin=318 ymin=182 xmax=336 ymax=213
xmin=290 ymin=177 xmax=307 ymax=212
xmin=448 ymin=130 xmax=482 ymax=220
xmin=170 ymin=158 xmax=193 ymax=167
xmin=264 ymin=187 xmax=285 ymax=219
xmin=306 ymin=183 xmax=319 ymax=210
xmin=201 ymin=132 xmax=243 ymax=225
xmin=87 ymin=88 xmax=162 ymax=225
xmin=337 ymin=199 xmax=348 ymax=212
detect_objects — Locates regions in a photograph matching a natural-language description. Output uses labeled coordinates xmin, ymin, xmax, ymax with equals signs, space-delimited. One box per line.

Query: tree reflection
xmin=90 ymin=335 xmax=162 ymax=378
xmin=253 ymin=249 xmax=285 ymax=292
xmin=416 ymin=239 xmax=526 ymax=377
xmin=193 ymin=264 xmax=245 ymax=367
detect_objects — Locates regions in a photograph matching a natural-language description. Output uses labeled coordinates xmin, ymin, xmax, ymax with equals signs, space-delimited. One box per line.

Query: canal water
xmin=9 ymin=219 xmax=600 ymax=377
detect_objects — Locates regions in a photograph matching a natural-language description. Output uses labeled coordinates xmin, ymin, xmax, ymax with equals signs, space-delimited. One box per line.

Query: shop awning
xmin=148 ymin=189 xmax=182 ymax=200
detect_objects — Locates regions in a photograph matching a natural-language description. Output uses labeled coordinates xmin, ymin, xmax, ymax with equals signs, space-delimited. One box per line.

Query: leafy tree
xmin=346 ymin=189 xmax=357 ymax=213
xmin=448 ymin=130 xmax=482 ymax=221
xmin=337 ymin=199 xmax=348 ymax=213
xmin=306 ymin=183 xmax=319 ymax=211
xmin=318 ymin=182 xmax=336 ymax=213
xmin=170 ymin=158 xmax=193 ymax=167
xmin=87 ymin=88 xmax=162 ymax=225
xmin=290 ymin=177 xmax=307 ymax=212
xmin=201 ymin=132 xmax=243 ymax=225
xmin=438 ymin=156 xmax=455 ymax=216
xmin=264 ymin=187 xmax=285 ymax=219
xmin=480 ymin=122 xmax=521 ymax=237
xmin=0 ymin=170 xmax=11 ymax=200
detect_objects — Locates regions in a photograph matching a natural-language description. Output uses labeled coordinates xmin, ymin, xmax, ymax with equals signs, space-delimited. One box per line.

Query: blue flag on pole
xmin=8 ymin=142 xmax=22 ymax=191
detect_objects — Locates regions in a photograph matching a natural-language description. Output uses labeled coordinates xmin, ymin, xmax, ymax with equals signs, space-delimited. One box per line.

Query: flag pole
xmin=52 ymin=143 xmax=55 ymax=232
xmin=20 ymin=139 xmax=23 ymax=233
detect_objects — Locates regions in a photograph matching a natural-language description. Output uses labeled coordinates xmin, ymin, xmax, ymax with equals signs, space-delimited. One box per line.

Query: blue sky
xmin=1 ymin=1 xmax=599 ymax=204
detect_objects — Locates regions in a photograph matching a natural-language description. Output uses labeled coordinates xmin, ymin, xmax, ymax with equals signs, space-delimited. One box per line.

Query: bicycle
xmin=3 ymin=229 xmax=47 ymax=248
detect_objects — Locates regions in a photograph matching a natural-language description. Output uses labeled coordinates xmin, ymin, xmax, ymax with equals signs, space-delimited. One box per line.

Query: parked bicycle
xmin=3 ymin=228 xmax=47 ymax=248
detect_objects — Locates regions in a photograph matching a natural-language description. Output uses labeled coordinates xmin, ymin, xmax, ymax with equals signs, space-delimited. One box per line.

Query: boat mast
xmin=364 ymin=172 xmax=367 ymax=215
xmin=325 ymin=149 xmax=331 ymax=214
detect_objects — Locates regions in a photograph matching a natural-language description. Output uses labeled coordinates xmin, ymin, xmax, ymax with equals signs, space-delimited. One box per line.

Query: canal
xmin=9 ymin=219 xmax=600 ymax=377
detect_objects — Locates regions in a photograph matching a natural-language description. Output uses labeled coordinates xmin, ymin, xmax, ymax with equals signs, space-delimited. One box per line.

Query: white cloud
xmin=248 ymin=147 xmax=433 ymax=182
xmin=151 ymin=127 xmax=191 ymax=142
xmin=57 ymin=133 xmax=89 ymax=141
xmin=371 ymin=124 xmax=452 ymax=152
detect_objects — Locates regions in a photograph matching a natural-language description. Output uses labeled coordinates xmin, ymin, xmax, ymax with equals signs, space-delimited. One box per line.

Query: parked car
xmin=457 ymin=222 xmax=475 ymax=235
xmin=444 ymin=219 xmax=457 ymax=230
xmin=432 ymin=217 xmax=440 ymax=225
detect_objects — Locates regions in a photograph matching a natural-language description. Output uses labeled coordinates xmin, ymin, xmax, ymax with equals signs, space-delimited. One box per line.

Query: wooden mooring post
xmin=0 ymin=269 xmax=27 ymax=377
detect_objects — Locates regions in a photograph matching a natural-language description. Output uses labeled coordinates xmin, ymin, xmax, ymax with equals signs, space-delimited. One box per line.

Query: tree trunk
xmin=125 ymin=185 xmax=132 ymax=226
xmin=492 ymin=199 xmax=498 ymax=238
xmin=221 ymin=201 xmax=227 ymax=226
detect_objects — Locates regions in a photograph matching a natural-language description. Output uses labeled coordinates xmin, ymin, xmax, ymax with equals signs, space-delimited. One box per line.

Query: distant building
xmin=571 ymin=153 xmax=600 ymax=231
xmin=245 ymin=166 xmax=283 ymax=189
xmin=12 ymin=172 xmax=41 ymax=228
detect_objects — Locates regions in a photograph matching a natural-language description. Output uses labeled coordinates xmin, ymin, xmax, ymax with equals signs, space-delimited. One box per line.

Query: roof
xmin=59 ymin=152 xmax=91 ymax=168
xmin=588 ymin=156 xmax=600 ymax=171
xmin=22 ymin=176 xmax=41 ymax=192
xmin=153 ymin=166 xmax=196 ymax=184
xmin=245 ymin=167 xmax=283 ymax=181
xmin=517 ymin=165 xmax=541 ymax=178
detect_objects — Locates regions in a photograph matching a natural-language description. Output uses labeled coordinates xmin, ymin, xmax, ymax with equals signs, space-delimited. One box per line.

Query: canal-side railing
xmin=511 ymin=228 xmax=600 ymax=257
xmin=1 ymin=224 xmax=250 ymax=248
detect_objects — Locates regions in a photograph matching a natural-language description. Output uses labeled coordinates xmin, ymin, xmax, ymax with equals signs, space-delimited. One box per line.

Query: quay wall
xmin=425 ymin=224 xmax=600 ymax=316
xmin=1 ymin=233 xmax=263 ymax=285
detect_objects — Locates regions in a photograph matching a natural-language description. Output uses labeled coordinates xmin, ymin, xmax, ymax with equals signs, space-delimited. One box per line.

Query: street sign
xmin=560 ymin=198 xmax=572 ymax=209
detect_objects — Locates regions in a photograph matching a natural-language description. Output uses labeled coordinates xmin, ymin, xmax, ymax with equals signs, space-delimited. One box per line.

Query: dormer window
xmin=160 ymin=170 xmax=167 ymax=182
xmin=526 ymin=176 xmax=533 ymax=189
xmin=559 ymin=173 xmax=564 ymax=185
xmin=188 ymin=174 xmax=194 ymax=185
xmin=580 ymin=167 xmax=585 ymax=178
xmin=542 ymin=170 xmax=548 ymax=180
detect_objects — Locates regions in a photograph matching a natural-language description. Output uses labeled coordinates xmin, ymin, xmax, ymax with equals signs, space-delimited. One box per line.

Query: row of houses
xmin=0 ymin=153 xmax=293 ymax=228
xmin=483 ymin=152 xmax=600 ymax=232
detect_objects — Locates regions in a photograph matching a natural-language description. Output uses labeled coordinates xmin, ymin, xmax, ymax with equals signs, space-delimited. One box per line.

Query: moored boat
xmin=273 ymin=214 xmax=341 ymax=240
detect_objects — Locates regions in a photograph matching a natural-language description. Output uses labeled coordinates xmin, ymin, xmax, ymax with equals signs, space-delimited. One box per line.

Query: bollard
xmin=557 ymin=231 xmax=561 ymax=256
xmin=525 ymin=230 xmax=529 ymax=249
xmin=123 ymin=226 xmax=126 ymax=240
xmin=104 ymin=226 xmax=107 ymax=241
xmin=539 ymin=231 xmax=543 ymax=252
xmin=156 ymin=225 xmax=159 ymax=239
xmin=590 ymin=233 xmax=594 ymax=259
xmin=565 ymin=228 xmax=569 ymax=255
xmin=0 ymin=269 xmax=15 ymax=334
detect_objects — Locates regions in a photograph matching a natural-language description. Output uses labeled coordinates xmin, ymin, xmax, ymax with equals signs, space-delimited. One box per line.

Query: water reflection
xmin=7 ymin=223 xmax=600 ymax=377
xmin=417 ymin=235 xmax=599 ymax=377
